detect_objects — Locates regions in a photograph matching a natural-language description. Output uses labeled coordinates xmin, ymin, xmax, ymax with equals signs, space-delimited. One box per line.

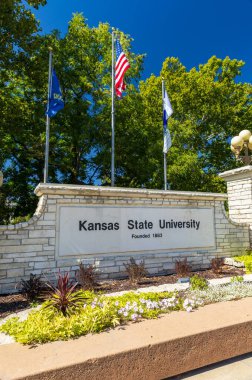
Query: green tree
xmin=1 ymin=2 xmax=251 ymax=224
xmin=139 ymin=56 xmax=252 ymax=191
xmin=0 ymin=0 xmax=48 ymax=223
xmin=0 ymin=9 xmax=145 ymax=222
xmin=42 ymin=14 xmax=145 ymax=185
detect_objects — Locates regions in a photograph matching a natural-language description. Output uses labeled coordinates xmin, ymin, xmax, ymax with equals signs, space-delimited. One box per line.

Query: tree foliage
xmin=0 ymin=2 xmax=252 ymax=224
xmin=0 ymin=0 xmax=48 ymax=222
xmin=140 ymin=56 xmax=252 ymax=191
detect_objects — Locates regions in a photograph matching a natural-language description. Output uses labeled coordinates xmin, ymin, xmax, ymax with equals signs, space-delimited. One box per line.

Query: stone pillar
xmin=219 ymin=166 xmax=252 ymax=247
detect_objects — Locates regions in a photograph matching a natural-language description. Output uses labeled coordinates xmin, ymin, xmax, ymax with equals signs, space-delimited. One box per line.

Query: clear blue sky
xmin=33 ymin=0 xmax=252 ymax=82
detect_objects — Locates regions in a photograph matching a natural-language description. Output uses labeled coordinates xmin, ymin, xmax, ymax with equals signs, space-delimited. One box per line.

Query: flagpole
xmin=44 ymin=47 xmax=53 ymax=183
xmin=162 ymin=79 xmax=167 ymax=191
xmin=111 ymin=29 xmax=115 ymax=187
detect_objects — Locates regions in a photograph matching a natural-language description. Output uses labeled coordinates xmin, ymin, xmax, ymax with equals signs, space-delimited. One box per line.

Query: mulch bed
xmin=0 ymin=266 xmax=244 ymax=319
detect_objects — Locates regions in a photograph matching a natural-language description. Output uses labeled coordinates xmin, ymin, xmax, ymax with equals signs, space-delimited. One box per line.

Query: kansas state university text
xmin=79 ymin=219 xmax=200 ymax=231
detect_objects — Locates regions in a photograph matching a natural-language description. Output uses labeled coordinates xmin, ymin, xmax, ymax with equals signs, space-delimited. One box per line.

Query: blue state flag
xmin=163 ymin=89 xmax=173 ymax=153
xmin=46 ymin=69 xmax=64 ymax=118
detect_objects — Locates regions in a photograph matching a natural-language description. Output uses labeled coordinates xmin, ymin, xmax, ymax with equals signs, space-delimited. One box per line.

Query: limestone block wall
xmin=219 ymin=166 xmax=252 ymax=223
xmin=0 ymin=184 xmax=250 ymax=294
xmin=219 ymin=166 xmax=252 ymax=243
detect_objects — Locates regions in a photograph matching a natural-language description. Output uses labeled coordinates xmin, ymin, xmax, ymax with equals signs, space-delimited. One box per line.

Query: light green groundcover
xmin=234 ymin=253 xmax=252 ymax=274
xmin=0 ymin=291 xmax=200 ymax=344
xmin=2 ymin=281 xmax=252 ymax=345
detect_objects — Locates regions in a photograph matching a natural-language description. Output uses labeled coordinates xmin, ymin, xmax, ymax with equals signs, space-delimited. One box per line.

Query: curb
xmin=1 ymin=298 xmax=252 ymax=379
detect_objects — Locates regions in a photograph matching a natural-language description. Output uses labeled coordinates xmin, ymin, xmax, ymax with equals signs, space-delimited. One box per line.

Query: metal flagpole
xmin=162 ymin=79 xmax=167 ymax=190
xmin=111 ymin=30 xmax=115 ymax=187
xmin=44 ymin=47 xmax=53 ymax=183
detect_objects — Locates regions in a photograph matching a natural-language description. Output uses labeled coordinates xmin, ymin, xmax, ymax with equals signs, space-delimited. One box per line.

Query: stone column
xmin=219 ymin=166 xmax=252 ymax=247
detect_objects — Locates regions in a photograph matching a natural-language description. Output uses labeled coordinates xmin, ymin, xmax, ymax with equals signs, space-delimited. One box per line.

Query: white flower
xmin=131 ymin=313 xmax=139 ymax=321
xmin=186 ymin=306 xmax=193 ymax=312
xmin=183 ymin=298 xmax=190 ymax=306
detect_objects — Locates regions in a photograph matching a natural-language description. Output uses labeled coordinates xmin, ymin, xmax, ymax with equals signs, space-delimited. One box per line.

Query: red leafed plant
xmin=76 ymin=262 xmax=98 ymax=290
xmin=45 ymin=272 xmax=87 ymax=316
xmin=175 ymin=258 xmax=191 ymax=278
xmin=124 ymin=257 xmax=148 ymax=284
xmin=211 ymin=257 xmax=224 ymax=274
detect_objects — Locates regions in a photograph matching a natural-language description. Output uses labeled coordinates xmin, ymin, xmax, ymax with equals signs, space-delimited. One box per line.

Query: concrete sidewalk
xmin=170 ymin=353 xmax=252 ymax=379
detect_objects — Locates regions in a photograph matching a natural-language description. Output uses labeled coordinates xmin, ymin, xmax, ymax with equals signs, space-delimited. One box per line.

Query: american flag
xmin=115 ymin=39 xmax=130 ymax=98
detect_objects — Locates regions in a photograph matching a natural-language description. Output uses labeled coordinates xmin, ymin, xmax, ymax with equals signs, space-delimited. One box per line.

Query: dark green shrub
xmin=10 ymin=214 xmax=32 ymax=225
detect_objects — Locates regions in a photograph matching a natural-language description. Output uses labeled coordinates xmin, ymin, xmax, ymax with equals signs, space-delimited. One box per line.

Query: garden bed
xmin=0 ymin=265 xmax=244 ymax=319
xmin=1 ymin=266 xmax=252 ymax=346
xmin=1 ymin=298 xmax=252 ymax=380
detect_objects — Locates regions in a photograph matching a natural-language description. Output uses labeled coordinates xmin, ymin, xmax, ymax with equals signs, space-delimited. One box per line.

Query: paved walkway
xmin=169 ymin=353 xmax=252 ymax=379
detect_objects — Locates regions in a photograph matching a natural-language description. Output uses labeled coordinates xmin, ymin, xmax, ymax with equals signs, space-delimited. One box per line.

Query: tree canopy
xmin=0 ymin=1 xmax=251 ymax=223
xmin=140 ymin=56 xmax=252 ymax=191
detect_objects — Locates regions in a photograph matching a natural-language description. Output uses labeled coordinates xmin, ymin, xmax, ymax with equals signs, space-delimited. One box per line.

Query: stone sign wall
xmin=0 ymin=183 xmax=250 ymax=294
xmin=57 ymin=205 xmax=215 ymax=256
